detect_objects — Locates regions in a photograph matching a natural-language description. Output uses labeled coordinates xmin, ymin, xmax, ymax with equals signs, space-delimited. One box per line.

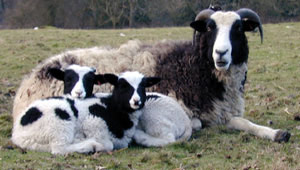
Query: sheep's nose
xmin=133 ymin=99 xmax=140 ymax=106
xmin=215 ymin=49 xmax=228 ymax=58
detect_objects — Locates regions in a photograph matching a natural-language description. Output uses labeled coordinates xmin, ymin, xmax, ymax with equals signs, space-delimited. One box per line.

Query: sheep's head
xmin=49 ymin=64 xmax=105 ymax=99
xmin=190 ymin=8 xmax=263 ymax=71
xmin=103 ymin=72 xmax=161 ymax=112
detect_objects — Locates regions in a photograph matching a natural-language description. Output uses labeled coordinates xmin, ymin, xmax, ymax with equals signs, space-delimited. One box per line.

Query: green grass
xmin=1 ymin=23 xmax=300 ymax=169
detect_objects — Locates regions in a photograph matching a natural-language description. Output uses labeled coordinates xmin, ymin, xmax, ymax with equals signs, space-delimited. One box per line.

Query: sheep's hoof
xmin=191 ymin=118 xmax=202 ymax=131
xmin=274 ymin=130 xmax=291 ymax=143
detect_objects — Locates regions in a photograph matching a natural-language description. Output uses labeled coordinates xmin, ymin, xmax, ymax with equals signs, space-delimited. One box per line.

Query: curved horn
xmin=192 ymin=9 xmax=215 ymax=46
xmin=236 ymin=8 xmax=263 ymax=43
xmin=194 ymin=8 xmax=215 ymax=21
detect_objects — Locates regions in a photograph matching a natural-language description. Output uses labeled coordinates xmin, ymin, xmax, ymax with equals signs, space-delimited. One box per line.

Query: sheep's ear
xmin=94 ymin=74 xmax=106 ymax=86
xmin=142 ymin=77 xmax=161 ymax=88
xmin=103 ymin=74 xmax=118 ymax=86
xmin=48 ymin=68 xmax=64 ymax=81
xmin=242 ymin=20 xmax=260 ymax=32
xmin=190 ymin=20 xmax=207 ymax=32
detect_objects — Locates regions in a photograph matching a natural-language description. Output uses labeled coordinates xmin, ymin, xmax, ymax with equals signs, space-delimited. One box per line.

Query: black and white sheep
xmin=13 ymin=8 xmax=290 ymax=142
xmin=12 ymin=65 xmax=160 ymax=154
xmin=12 ymin=64 xmax=107 ymax=154
xmin=80 ymin=71 xmax=161 ymax=150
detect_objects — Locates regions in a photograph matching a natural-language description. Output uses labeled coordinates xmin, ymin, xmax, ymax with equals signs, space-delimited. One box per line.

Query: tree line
xmin=0 ymin=0 xmax=299 ymax=29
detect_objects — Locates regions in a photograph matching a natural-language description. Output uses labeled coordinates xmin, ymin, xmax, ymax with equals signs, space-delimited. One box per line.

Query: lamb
xmin=12 ymin=65 xmax=160 ymax=154
xmin=79 ymin=71 xmax=161 ymax=150
xmin=13 ymin=8 xmax=290 ymax=142
xmin=12 ymin=64 xmax=107 ymax=154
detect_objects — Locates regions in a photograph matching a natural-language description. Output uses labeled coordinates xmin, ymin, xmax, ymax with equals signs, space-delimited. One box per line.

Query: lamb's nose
xmin=215 ymin=49 xmax=228 ymax=58
xmin=75 ymin=91 xmax=82 ymax=96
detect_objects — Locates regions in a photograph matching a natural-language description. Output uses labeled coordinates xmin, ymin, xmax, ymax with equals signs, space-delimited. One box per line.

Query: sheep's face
xmin=105 ymin=72 xmax=160 ymax=112
xmin=117 ymin=72 xmax=145 ymax=111
xmin=211 ymin=12 xmax=240 ymax=71
xmin=191 ymin=11 xmax=252 ymax=72
xmin=49 ymin=64 xmax=105 ymax=99
xmin=64 ymin=65 xmax=96 ymax=99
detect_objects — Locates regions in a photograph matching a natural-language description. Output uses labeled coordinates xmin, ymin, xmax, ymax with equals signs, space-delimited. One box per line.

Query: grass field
xmin=0 ymin=22 xmax=300 ymax=169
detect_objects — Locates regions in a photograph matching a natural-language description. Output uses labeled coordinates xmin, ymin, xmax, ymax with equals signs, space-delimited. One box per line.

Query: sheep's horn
xmin=194 ymin=9 xmax=215 ymax=21
xmin=192 ymin=9 xmax=215 ymax=46
xmin=236 ymin=8 xmax=263 ymax=43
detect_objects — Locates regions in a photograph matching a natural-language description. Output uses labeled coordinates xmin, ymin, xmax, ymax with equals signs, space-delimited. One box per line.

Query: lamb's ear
xmin=142 ymin=77 xmax=161 ymax=88
xmin=94 ymin=74 xmax=106 ymax=86
xmin=48 ymin=68 xmax=64 ymax=81
xmin=190 ymin=20 xmax=207 ymax=32
xmin=103 ymin=74 xmax=118 ymax=86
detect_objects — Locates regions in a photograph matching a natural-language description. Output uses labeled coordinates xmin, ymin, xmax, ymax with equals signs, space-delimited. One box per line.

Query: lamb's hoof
xmin=274 ymin=130 xmax=291 ymax=143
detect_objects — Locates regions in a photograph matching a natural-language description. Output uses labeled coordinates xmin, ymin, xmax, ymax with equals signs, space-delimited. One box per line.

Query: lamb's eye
xmin=120 ymin=83 xmax=127 ymax=89
xmin=65 ymin=76 xmax=73 ymax=83
xmin=207 ymin=26 xmax=212 ymax=32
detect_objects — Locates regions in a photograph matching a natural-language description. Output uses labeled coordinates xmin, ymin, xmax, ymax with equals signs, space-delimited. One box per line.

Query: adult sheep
xmin=13 ymin=8 xmax=290 ymax=142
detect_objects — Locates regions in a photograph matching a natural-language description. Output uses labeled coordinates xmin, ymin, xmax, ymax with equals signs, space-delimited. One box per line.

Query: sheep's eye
xmin=207 ymin=22 xmax=215 ymax=32
xmin=84 ymin=73 xmax=95 ymax=81
xmin=234 ymin=23 xmax=243 ymax=32
xmin=239 ymin=26 xmax=243 ymax=32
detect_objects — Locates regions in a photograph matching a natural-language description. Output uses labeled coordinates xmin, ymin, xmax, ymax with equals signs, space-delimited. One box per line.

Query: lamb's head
xmin=49 ymin=64 xmax=105 ymax=99
xmin=104 ymin=71 xmax=161 ymax=112
xmin=190 ymin=8 xmax=263 ymax=71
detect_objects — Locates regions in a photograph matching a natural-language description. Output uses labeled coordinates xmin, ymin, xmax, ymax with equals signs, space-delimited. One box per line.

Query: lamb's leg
xmin=227 ymin=117 xmax=290 ymax=143
xmin=51 ymin=138 xmax=110 ymax=155
xmin=133 ymin=129 xmax=176 ymax=147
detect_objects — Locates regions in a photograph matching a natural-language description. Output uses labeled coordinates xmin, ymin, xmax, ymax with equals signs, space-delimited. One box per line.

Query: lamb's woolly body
xmin=134 ymin=92 xmax=192 ymax=147
xmin=12 ymin=97 xmax=105 ymax=154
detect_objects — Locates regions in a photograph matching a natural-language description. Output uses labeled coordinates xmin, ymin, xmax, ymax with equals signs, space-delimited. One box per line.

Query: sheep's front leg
xmin=191 ymin=118 xmax=202 ymax=131
xmin=226 ymin=117 xmax=290 ymax=143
